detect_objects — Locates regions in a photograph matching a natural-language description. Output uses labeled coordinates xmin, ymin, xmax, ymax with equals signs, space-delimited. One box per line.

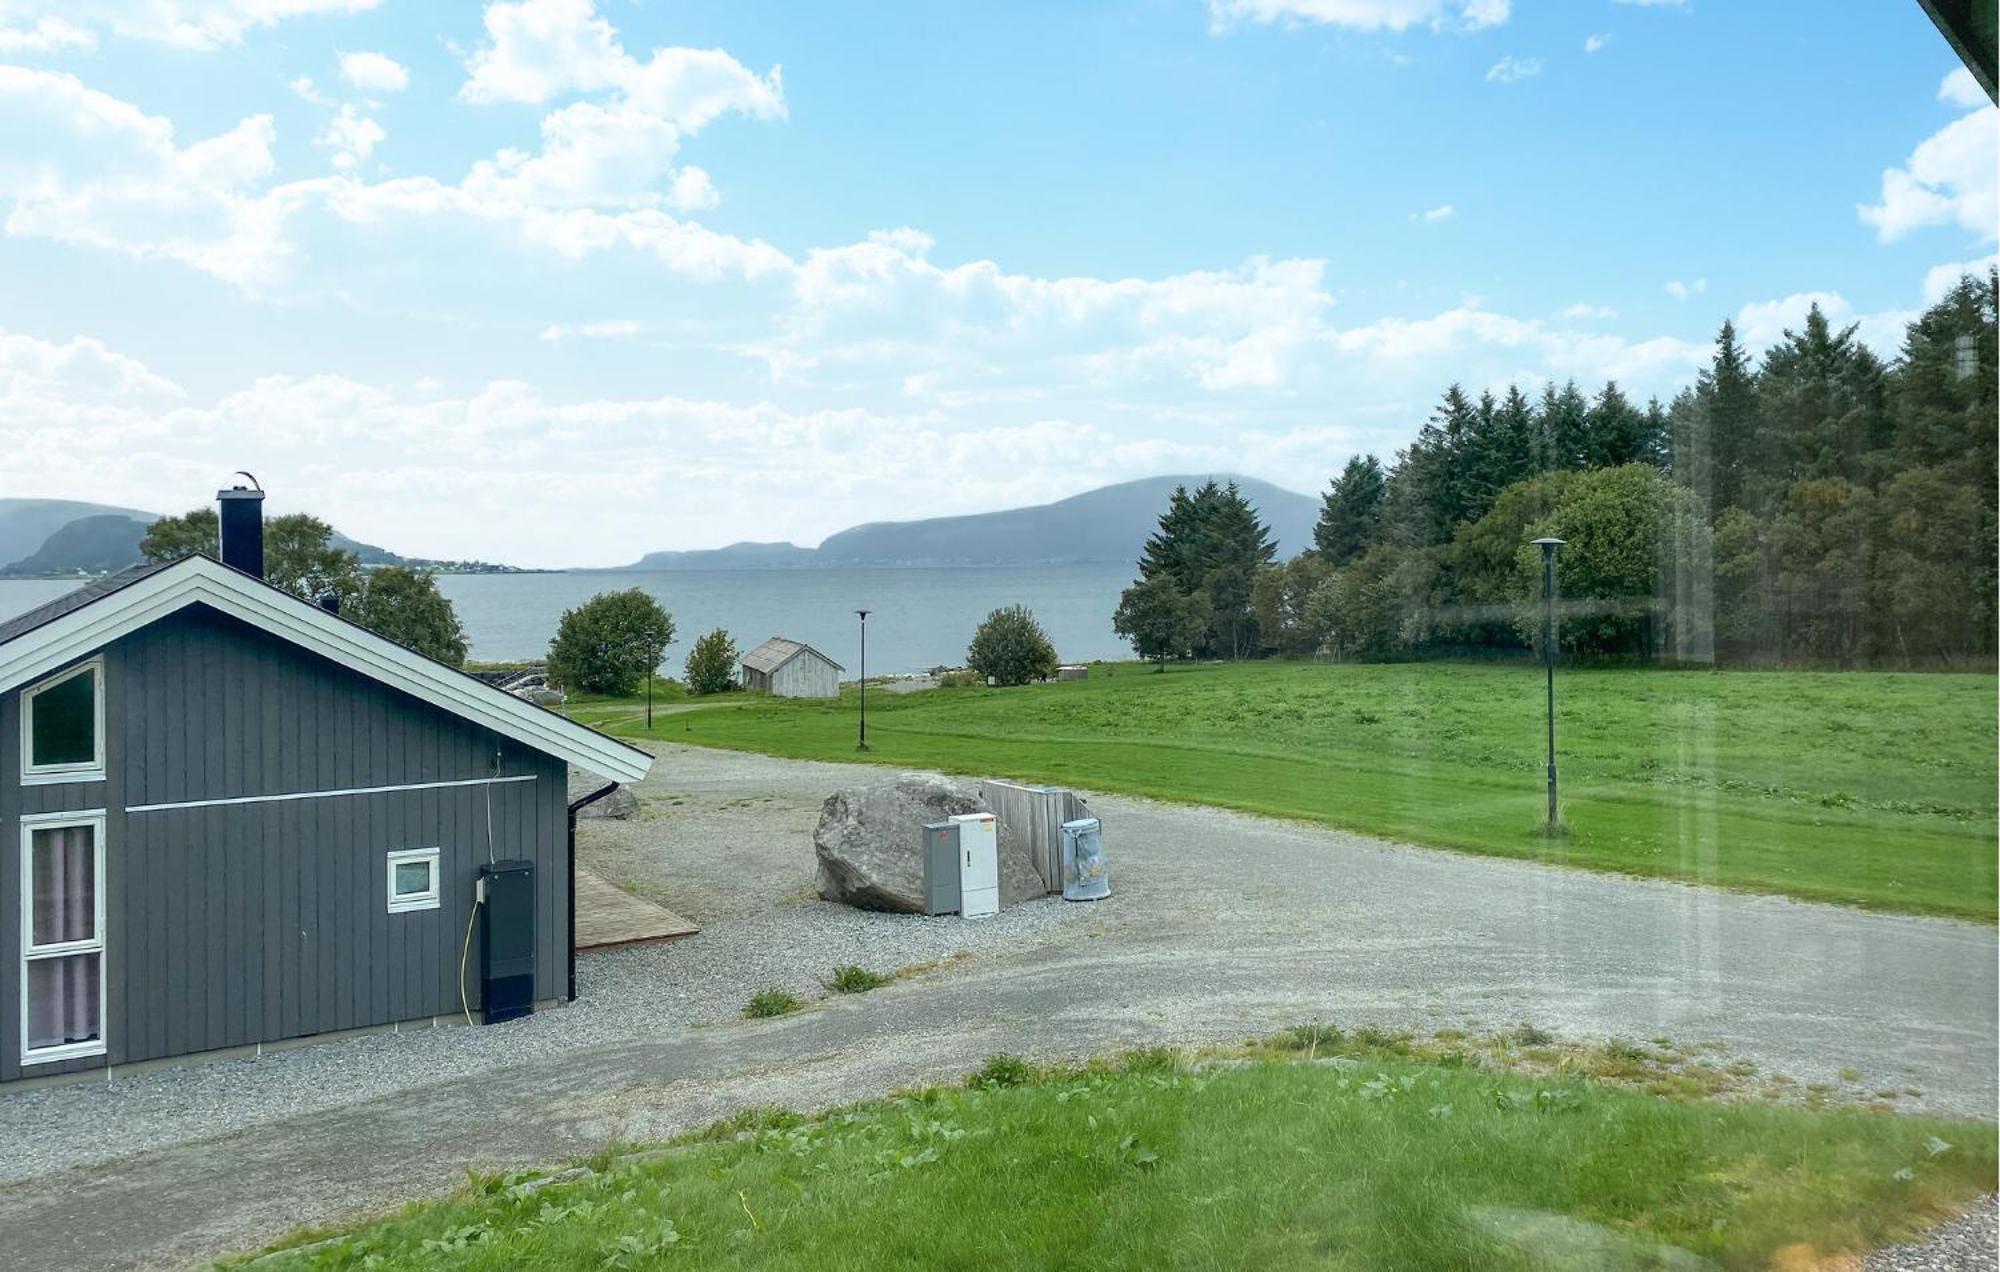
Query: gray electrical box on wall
xmin=922 ymin=821 xmax=962 ymax=916
xmin=480 ymin=859 xmax=536 ymax=1023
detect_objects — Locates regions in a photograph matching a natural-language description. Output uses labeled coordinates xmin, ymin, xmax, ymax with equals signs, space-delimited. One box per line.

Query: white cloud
xmin=1558 ymin=302 xmax=1615 ymax=320
xmin=1613 ymin=0 xmax=1684 ymax=6
xmin=0 ymin=65 xmax=289 ymax=289
xmin=538 ymin=319 xmax=641 ymax=341
xmin=1923 ymin=254 xmax=1999 ymax=302
xmin=1938 ymin=68 xmax=1988 ymax=109
xmin=0 ymin=328 xmax=185 ymax=405
xmin=1583 ymin=33 xmax=1610 ymax=54
xmin=1858 ymin=104 xmax=1998 ymax=243
xmin=1206 ymin=0 xmax=1507 ymax=33
xmin=0 ymin=16 xmax=97 ymax=53
xmin=315 ymin=105 xmax=383 ymax=172
xmin=1411 ymin=203 xmax=1454 ymax=223
xmin=1 ymin=0 xmax=377 ymax=51
xmin=338 ymin=50 xmax=408 ymax=94
xmin=1664 ymin=278 xmax=1706 ymax=301
xmin=459 ymin=0 xmax=784 ymax=129
xmin=1484 ymin=55 xmax=1540 ymax=84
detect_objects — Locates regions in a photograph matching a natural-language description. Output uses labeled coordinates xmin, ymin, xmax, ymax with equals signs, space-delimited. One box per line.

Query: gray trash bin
xmin=1061 ymin=817 xmax=1109 ymax=902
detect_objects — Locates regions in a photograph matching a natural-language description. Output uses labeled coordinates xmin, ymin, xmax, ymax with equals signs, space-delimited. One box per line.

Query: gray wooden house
xmin=740 ymin=637 xmax=842 ymax=698
xmin=0 ymin=494 xmax=649 ymax=1086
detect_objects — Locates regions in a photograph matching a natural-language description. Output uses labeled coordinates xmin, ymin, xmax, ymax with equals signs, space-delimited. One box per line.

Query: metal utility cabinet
xmin=922 ymin=820 xmax=963 ymax=916
xmin=950 ymin=812 xmax=999 ymax=917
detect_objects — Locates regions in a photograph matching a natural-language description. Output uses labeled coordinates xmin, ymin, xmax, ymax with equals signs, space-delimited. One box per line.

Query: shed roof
xmin=0 ymin=554 xmax=651 ymax=783
xmin=741 ymin=636 xmax=843 ymax=675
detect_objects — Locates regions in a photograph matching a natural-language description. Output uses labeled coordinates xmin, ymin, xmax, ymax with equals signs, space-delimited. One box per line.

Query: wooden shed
xmin=740 ymin=637 xmax=842 ymax=698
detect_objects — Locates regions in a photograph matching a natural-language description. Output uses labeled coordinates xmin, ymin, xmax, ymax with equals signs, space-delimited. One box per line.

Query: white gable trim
xmin=0 ymin=557 xmax=651 ymax=784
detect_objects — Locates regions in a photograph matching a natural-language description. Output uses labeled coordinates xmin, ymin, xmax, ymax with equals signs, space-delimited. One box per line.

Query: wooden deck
xmin=574 ymin=868 xmax=699 ymax=950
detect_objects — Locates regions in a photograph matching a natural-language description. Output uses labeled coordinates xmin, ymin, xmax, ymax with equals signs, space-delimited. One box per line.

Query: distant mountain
xmin=0 ymin=499 xmax=156 ymax=569
xmin=614 ymin=474 xmax=1320 ymax=570
xmin=4 ymin=514 xmax=151 ymax=575
xmin=0 ymin=497 xmax=516 ymax=577
xmin=620 ymin=541 xmax=820 ymax=571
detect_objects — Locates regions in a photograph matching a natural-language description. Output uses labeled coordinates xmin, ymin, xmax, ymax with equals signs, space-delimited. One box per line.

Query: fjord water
xmin=0 ymin=564 xmax=1137 ymax=674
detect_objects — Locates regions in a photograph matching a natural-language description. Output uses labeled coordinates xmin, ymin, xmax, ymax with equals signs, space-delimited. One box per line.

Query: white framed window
xmin=20 ymin=812 xmax=106 ymax=1064
xmin=20 ymin=658 xmax=105 ymax=785
xmin=385 ymin=847 xmax=441 ymax=914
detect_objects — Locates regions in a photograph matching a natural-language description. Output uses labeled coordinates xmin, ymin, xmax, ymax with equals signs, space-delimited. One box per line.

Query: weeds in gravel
xmin=824 ymin=965 xmax=891 ymax=994
xmin=743 ymin=988 xmax=803 ymax=1019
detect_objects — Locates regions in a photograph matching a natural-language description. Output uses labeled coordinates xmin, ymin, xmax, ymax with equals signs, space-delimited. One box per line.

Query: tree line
xmin=1118 ymin=272 xmax=1997 ymax=669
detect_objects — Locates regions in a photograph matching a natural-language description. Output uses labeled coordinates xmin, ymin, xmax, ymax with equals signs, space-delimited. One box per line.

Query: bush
xmin=965 ymin=605 xmax=1058 ymax=687
xmin=682 ymin=628 xmax=738 ymax=695
xmin=936 ymin=669 xmax=982 ymax=688
xmin=824 ymin=965 xmax=890 ymax=994
xmin=968 ymin=1052 xmax=1034 ymax=1088
xmin=350 ymin=566 xmax=469 ymax=667
xmin=744 ymin=988 xmax=802 ymax=1018
xmin=546 ymin=589 xmax=674 ymax=696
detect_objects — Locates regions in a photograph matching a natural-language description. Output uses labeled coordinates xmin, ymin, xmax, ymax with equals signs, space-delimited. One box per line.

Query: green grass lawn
xmin=237 ymin=1043 xmax=1997 ymax=1270
xmin=572 ymin=660 xmax=1997 ymax=921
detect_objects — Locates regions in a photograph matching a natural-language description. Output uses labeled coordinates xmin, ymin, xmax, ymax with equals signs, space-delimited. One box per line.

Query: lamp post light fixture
xmin=855 ymin=609 xmax=871 ymax=752
xmin=1531 ymin=537 xmax=1565 ymax=828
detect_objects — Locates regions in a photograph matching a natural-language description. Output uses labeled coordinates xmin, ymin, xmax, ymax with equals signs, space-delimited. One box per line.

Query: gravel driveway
xmin=0 ymin=742 xmax=1992 ymax=1269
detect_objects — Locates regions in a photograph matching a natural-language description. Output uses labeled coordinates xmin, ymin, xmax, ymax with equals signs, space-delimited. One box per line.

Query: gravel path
xmin=0 ymin=741 xmax=1992 ymax=1269
xmin=1865 ymin=1196 xmax=1998 ymax=1271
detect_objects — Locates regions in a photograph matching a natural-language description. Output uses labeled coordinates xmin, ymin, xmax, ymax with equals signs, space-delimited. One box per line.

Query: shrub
xmin=825 ymin=965 xmax=890 ymax=994
xmin=744 ymin=988 xmax=802 ymax=1018
xmin=965 ymin=605 xmax=1058 ymax=687
xmin=936 ymin=669 xmax=982 ymax=688
xmin=546 ymin=589 xmax=674 ymax=696
xmin=968 ymin=1052 xmax=1033 ymax=1088
xmin=682 ymin=628 xmax=739 ymax=695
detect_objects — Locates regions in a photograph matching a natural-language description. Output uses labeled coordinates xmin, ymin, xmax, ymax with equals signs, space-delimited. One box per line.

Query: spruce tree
xmin=1314 ymin=454 xmax=1385 ymax=565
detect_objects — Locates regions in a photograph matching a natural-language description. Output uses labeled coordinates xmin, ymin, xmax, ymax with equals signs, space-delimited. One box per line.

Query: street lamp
xmin=1531 ymin=537 xmax=1565 ymax=828
xmin=855 ymin=609 xmax=871 ymax=752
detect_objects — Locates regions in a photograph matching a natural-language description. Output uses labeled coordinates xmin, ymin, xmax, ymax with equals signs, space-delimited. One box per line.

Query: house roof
xmin=740 ymin=636 xmax=843 ymax=675
xmin=0 ymin=554 xmax=652 ymax=783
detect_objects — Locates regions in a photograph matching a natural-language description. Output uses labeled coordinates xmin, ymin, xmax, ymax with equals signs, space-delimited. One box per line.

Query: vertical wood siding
xmin=1 ymin=603 xmax=572 ymax=1083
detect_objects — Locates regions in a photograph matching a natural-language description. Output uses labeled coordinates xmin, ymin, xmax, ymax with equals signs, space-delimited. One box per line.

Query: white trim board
xmin=127 ymin=773 xmax=538 ymax=814
xmin=0 ymin=556 xmax=651 ymax=784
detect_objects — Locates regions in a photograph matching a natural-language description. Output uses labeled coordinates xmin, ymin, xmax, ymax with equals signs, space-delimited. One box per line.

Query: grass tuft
xmin=743 ymin=988 xmax=803 ymax=1019
xmin=824 ymin=965 xmax=892 ymax=994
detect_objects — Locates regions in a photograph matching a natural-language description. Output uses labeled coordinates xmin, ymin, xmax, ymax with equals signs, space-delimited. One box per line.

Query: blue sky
xmin=0 ymin=0 xmax=1992 ymax=565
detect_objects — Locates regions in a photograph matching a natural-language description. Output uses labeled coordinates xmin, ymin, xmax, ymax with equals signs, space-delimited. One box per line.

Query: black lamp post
xmin=1532 ymin=537 xmax=1565 ymax=827
xmin=855 ymin=609 xmax=871 ymax=752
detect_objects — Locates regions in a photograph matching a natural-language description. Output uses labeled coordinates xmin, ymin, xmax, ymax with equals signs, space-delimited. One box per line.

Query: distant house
xmin=740 ymin=637 xmax=843 ymax=698
xmin=0 ymin=487 xmax=649 ymax=1087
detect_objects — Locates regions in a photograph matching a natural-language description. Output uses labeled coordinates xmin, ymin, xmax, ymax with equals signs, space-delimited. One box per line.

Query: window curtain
xmin=27 ymin=955 xmax=100 ymax=1049
xmin=26 ymin=825 xmax=100 ymax=1050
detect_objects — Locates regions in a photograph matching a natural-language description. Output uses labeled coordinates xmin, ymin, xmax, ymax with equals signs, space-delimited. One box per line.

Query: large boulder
xmin=814 ymin=774 xmax=1046 ymax=912
xmin=568 ymin=773 xmax=640 ymax=820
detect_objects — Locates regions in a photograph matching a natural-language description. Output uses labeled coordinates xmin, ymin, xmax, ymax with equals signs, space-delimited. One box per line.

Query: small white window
xmin=385 ymin=848 xmax=440 ymax=914
xmin=20 ymin=659 xmax=105 ymax=785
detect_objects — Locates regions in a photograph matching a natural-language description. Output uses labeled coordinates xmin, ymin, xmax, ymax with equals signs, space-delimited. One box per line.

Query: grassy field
xmin=572 ymin=660 xmax=1997 ymax=921
xmin=238 ymin=1039 xmax=1997 ymax=1270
